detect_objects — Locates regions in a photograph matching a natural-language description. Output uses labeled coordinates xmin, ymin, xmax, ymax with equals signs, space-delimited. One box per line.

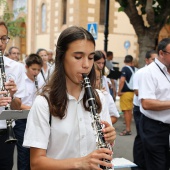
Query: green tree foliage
xmin=116 ymin=0 xmax=170 ymax=67
xmin=0 ymin=0 xmax=25 ymax=38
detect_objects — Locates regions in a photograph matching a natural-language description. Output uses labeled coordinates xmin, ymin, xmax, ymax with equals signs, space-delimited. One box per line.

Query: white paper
xmin=112 ymin=157 xmax=137 ymax=169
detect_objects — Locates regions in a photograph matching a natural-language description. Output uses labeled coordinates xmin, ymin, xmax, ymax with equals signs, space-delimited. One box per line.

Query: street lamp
xmin=104 ymin=0 xmax=110 ymax=52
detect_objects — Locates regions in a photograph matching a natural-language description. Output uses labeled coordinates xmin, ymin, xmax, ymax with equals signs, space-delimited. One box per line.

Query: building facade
xmin=4 ymin=0 xmax=170 ymax=68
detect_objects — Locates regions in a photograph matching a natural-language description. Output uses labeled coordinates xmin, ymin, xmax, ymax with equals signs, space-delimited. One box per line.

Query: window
xmin=41 ymin=3 xmax=46 ymax=32
xmin=62 ymin=0 xmax=67 ymax=24
xmin=13 ymin=0 xmax=27 ymax=19
xmin=100 ymin=0 xmax=105 ymax=25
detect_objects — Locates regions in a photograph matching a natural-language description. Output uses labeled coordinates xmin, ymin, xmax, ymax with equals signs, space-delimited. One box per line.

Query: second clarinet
xmin=82 ymin=73 xmax=113 ymax=170
xmin=34 ymin=76 xmax=38 ymax=90
xmin=0 ymin=50 xmax=17 ymax=143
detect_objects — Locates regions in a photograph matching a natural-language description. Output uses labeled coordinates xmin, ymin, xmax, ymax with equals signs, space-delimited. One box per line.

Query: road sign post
xmin=87 ymin=23 xmax=98 ymax=40
xmin=124 ymin=40 xmax=131 ymax=55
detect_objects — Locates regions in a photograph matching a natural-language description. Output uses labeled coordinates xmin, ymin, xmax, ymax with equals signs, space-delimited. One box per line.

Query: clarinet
xmin=0 ymin=51 xmax=17 ymax=143
xmin=34 ymin=76 xmax=38 ymax=90
xmin=82 ymin=74 xmax=112 ymax=170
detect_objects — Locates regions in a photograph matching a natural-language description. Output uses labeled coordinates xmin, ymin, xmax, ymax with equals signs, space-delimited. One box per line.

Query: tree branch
xmin=122 ymin=0 xmax=145 ymax=35
xmin=145 ymin=0 xmax=155 ymax=26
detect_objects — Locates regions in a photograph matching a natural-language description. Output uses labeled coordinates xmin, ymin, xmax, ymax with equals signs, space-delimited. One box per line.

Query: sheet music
xmin=112 ymin=157 xmax=137 ymax=169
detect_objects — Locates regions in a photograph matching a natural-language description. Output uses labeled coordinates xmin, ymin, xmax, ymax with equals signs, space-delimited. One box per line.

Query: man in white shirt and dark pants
xmin=138 ymin=38 xmax=170 ymax=170
xmin=132 ymin=50 xmax=157 ymax=170
xmin=0 ymin=20 xmax=26 ymax=170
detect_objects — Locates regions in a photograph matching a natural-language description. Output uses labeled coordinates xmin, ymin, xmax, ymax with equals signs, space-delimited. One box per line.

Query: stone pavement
xmin=113 ymin=114 xmax=136 ymax=170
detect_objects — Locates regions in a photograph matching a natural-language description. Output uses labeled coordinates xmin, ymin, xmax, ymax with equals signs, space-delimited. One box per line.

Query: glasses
xmin=0 ymin=35 xmax=10 ymax=44
xmin=162 ymin=50 xmax=170 ymax=55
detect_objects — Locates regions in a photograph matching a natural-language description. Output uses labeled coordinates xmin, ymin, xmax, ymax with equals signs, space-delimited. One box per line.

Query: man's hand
xmin=118 ymin=91 xmax=124 ymax=96
xmin=0 ymin=91 xmax=11 ymax=106
xmin=4 ymin=79 xmax=17 ymax=97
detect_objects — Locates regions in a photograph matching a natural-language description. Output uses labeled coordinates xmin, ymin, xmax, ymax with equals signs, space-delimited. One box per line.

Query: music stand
xmin=107 ymin=69 xmax=121 ymax=80
xmin=0 ymin=110 xmax=29 ymax=120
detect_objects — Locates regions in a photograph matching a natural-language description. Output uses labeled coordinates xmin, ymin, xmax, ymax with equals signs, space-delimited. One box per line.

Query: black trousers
xmin=14 ymin=119 xmax=30 ymax=170
xmin=0 ymin=130 xmax=15 ymax=170
xmin=132 ymin=105 xmax=146 ymax=170
xmin=139 ymin=114 xmax=170 ymax=170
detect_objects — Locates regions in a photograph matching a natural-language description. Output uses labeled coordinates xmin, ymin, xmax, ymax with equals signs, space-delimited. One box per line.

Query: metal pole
xmin=104 ymin=0 xmax=110 ymax=52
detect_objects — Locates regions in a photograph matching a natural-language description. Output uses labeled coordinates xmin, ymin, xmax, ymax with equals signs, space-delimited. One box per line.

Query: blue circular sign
xmin=124 ymin=41 xmax=131 ymax=49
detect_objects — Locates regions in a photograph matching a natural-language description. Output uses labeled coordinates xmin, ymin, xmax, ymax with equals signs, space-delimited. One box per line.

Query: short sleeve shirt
xmin=23 ymin=89 xmax=112 ymax=159
xmin=102 ymin=90 xmax=120 ymax=118
xmin=138 ymin=58 xmax=170 ymax=123
xmin=133 ymin=67 xmax=146 ymax=106
xmin=121 ymin=66 xmax=135 ymax=92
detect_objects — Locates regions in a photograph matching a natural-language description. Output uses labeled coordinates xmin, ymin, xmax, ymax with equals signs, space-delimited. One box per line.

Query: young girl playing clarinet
xmin=23 ymin=26 xmax=116 ymax=170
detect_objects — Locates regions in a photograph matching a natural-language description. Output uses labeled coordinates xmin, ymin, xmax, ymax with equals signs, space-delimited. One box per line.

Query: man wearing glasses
xmin=0 ymin=20 xmax=26 ymax=170
xmin=8 ymin=46 xmax=20 ymax=61
xmin=138 ymin=38 xmax=170 ymax=170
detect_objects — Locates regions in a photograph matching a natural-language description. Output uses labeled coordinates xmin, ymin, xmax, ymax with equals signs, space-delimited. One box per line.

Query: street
xmin=13 ymin=113 xmax=136 ymax=170
xmin=113 ymin=114 xmax=136 ymax=170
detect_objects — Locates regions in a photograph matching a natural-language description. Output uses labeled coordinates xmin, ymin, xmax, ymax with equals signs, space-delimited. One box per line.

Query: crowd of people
xmin=0 ymin=19 xmax=170 ymax=170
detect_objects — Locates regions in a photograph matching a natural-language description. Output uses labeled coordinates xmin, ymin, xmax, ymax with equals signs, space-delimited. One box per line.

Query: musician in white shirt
xmin=36 ymin=48 xmax=51 ymax=83
xmin=132 ymin=50 xmax=157 ymax=170
xmin=0 ymin=20 xmax=26 ymax=170
xmin=94 ymin=63 xmax=120 ymax=124
xmin=138 ymin=38 xmax=170 ymax=170
xmin=14 ymin=54 xmax=43 ymax=170
xmin=23 ymin=26 xmax=116 ymax=170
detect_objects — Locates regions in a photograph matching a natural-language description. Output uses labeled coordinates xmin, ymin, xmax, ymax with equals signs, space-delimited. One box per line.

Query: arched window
xmin=13 ymin=0 xmax=27 ymax=19
xmin=62 ymin=0 xmax=67 ymax=24
xmin=41 ymin=3 xmax=46 ymax=32
xmin=100 ymin=0 xmax=105 ymax=25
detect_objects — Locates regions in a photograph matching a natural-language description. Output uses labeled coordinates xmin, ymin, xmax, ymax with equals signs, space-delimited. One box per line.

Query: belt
xmin=0 ymin=129 xmax=7 ymax=135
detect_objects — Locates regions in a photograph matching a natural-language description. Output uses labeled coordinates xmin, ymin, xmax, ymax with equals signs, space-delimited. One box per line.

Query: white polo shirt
xmin=138 ymin=58 xmax=170 ymax=124
xmin=23 ymin=89 xmax=112 ymax=159
xmin=133 ymin=66 xmax=147 ymax=106
xmin=102 ymin=90 xmax=120 ymax=118
xmin=21 ymin=73 xmax=45 ymax=106
xmin=102 ymin=75 xmax=110 ymax=93
xmin=41 ymin=63 xmax=51 ymax=82
xmin=0 ymin=56 xmax=26 ymax=129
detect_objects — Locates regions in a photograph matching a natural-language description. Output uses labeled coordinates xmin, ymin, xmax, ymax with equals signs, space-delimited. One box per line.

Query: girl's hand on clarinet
xmin=101 ymin=121 xmax=116 ymax=144
xmin=5 ymin=79 xmax=17 ymax=97
xmin=80 ymin=148 xmax=113 ymax=170
xmin=0 ymin=91 xmax=11 ymax=106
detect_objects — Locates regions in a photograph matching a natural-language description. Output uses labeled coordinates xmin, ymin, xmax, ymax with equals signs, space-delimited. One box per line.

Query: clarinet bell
xmin=5 ymin=119 xmax=17 ymax=144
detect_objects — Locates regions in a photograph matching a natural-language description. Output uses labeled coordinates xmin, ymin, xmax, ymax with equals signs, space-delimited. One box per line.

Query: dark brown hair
xmin=124 ymin=55 xmax=133 ymax=63
xmin=25 ymin=53 xmax=43 ymax=67
xmin=94 ymin=50 xmax=106 ymax=76
xmin=41 ymin=26 xmax=102 ymax=119
xmin=36 ymin=48 xmax=47 ymax=55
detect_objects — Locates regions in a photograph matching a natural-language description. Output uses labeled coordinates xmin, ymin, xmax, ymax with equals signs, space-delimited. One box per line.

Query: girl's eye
xmin=75 ymin=56 xmax=82 ymax=60
xmin=89 ymin=54 xmax=94 ymax=60
xmin=88 ymin=57 xmax=94 ymax=60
